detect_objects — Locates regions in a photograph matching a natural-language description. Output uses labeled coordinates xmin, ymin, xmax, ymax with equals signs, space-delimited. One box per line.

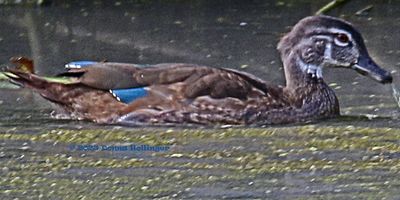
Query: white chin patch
xmin=298 ymin=57 xmax=323 ymax=79
xmin=307 ymin=65 xmax=323 ymax=79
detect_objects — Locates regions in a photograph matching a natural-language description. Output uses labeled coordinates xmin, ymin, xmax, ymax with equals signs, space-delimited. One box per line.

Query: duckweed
xmin=0 ymin=125 xmax=399 ymax=198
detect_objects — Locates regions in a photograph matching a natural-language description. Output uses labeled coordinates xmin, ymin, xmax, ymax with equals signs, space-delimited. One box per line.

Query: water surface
xmin=0 ymin=0 xmax=400 ymax=199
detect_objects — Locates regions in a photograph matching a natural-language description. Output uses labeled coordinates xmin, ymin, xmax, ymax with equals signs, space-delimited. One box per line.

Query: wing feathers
xmin=60 ymin=62 xmax=277 ymax=100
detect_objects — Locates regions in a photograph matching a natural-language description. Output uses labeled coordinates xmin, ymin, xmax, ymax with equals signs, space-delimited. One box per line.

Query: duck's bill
xmin=351 ymin=56 xmax=392 ymax=84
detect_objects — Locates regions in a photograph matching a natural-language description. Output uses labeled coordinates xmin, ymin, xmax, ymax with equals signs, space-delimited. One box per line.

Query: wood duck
xmin=4 ymin=15 xmax=393 ymax=125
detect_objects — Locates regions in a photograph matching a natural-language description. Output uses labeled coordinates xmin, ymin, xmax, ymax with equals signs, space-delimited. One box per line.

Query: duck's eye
xmin=336 ymin=33 xmax=349 ymax=43
xmin=334 ymin=33 xmax=350 ymax=46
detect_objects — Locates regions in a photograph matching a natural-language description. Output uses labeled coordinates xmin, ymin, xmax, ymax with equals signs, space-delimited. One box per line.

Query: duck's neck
xmin=244 ymin=52 xmax=340 ymax=125
xmin=282 ymin=51 xmax=322 ymax=90
xmin=279 ymin=50 xmax=339 ymax=115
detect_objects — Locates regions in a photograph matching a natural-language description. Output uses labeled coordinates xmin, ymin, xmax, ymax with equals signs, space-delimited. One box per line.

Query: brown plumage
xmin=4 ymin=15 xmax=392 ymax=125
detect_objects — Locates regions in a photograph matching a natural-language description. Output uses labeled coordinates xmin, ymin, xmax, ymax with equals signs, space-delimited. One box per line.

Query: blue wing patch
xmin=65 ymin=61 xmax=148 ymax=104
xmin=65 ymin=61 xmax=97 ymax=69
xmin=110 ymin=88 xmax=148 ymax=104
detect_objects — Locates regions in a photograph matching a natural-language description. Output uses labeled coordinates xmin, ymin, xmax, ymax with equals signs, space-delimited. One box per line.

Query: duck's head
xmin=278 ymin=15 xmax=392 ymax=84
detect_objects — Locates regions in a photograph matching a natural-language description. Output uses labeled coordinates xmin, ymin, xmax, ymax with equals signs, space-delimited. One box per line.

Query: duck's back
xmin=7 ymin=62 xmax=293 ymax=125
xmin=66 ymin=62 xmax=293 ymax=124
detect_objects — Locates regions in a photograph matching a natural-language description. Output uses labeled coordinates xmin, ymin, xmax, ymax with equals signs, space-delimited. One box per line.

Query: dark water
xmin=0 ymin=0 xmax=400 ymax=199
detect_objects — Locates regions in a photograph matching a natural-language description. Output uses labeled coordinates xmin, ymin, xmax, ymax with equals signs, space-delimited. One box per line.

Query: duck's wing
xmin=5 ymin=60 xmax=287 ymax=124
xmin=60 ymin=61 xmax=284 ymax=101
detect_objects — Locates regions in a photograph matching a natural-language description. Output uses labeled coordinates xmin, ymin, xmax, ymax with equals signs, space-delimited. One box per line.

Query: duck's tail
xmin=5 ymin=68 xmax=70 ymax=103
xmin=4 ymin=69 xmax=127 ymax=123
xmin=3 ymin=56 xmax=73 ymax=102
xmin=2 ymin=57 xmax=51 ymax=92
xmin=5 ymin=68 xmax=48 ymax=89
